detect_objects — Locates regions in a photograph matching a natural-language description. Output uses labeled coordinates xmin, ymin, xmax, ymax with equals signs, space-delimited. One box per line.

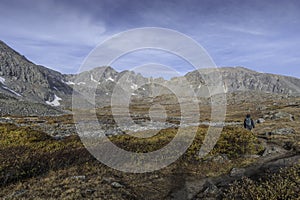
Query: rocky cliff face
xmin=0 ymin=40 xmax=73 ymax=107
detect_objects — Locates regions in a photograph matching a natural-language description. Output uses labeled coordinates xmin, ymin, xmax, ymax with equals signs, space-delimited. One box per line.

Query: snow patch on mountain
xmin=46 ymin=94 xmax=62 ymax=106
xmin=0 ymin=76 xmax=5 ymax=84
xmin=2 ymin=86 xmax=22 ymax=96
xmin=0 ymin=76 xmax=22 ymax=96
xmin=106 ymin=77 xmax=115 ymax=82
xmin=91 ymin=75 xmax=99 ymax=83
xmin=77 ymin=82 xmax=86 ymax=85
xmin=131 ymin=83 xmax=138 ymax=90
xmin=64 ymin=80 xmax=75 ymax=85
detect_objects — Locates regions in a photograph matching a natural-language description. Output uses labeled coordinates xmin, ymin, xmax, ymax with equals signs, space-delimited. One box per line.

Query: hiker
xmin=244 ymin=114 xmax=255 ymax=131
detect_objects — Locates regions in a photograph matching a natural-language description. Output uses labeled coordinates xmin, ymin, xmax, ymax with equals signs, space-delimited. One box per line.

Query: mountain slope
xmin=0 ymin=93 xmax=64 ymax=116
xmin=0 ymin=40 xmax=73 ymax=107
xmin=185 ymin=67 xmax=300 ymax=96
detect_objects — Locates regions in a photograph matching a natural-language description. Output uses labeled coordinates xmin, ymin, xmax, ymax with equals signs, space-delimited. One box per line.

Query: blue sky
xmin=0 ymin=0 xmax=299 ymax=78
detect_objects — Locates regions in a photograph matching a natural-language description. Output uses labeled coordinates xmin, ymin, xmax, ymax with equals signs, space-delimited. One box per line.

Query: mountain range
xmin=0 ymin=40 xmax=299 ymax=116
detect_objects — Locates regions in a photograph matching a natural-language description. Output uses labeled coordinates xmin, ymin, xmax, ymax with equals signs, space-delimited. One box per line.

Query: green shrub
xmin=224 ymin=164 xmax=300 ymax=200
xmin=211 ymin=127 xmax=263 ymax=158
xmin=0 ymin=125 xmax=51 ymax=146
xmin=0 ymin=123 xmax=90 ymax=185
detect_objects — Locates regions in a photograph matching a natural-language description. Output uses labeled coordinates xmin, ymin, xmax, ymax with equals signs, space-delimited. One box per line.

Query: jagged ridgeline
xmin=0 ymin=40 xmax=300 ymax=116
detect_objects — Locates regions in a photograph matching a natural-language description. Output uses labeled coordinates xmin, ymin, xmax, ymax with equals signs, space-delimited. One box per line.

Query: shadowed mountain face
xmin=0 ymin=40 xmax=300 ymax=116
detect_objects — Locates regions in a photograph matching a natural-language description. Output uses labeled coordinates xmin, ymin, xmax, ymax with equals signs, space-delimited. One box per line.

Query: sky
xmin=0 ymin=0 xmax=299 ymax=78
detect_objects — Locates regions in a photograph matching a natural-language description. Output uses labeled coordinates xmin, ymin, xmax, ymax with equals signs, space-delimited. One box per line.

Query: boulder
xmin=102 ymin=176 xmax=125 ymax=189
xmin=243 ymin=154 xmax=260 ymax=159
xmin=263 ymin=114 xmax=270 ymax=119
xmin=111 ymin=182 xmax=124 ymax=188
xmin=204 ymin=154 xmax=230 ymax=163
xmin=102 ymin=177 xmax=115 ymax=184
xmin=270 ymin=128 xmax=295 ymax=135
xmin=256 ymin=118 xmax=265 ymax=123
xmin=203 ymin=181 xmax=220 ymax=196
xmin=262 ymin=146 xmax=287 ymax=157
xmin=230 ymin=168 xmax=246 ymax=177
xmin=257 ymin=105 xmax=267 ymax=111
xmin=11 ymin=190 xmax=28 ymax=198
xmin=271 ymin=112 xmax=294 ymax=121
xmin=71 ymin=175 xmax=86 ymax=180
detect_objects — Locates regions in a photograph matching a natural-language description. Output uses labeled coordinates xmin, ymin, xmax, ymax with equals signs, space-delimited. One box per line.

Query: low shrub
xmin=211 ymin=127 xmax=263 ymax=158
xmin=223 ymin=164 xmax=300 ymax=200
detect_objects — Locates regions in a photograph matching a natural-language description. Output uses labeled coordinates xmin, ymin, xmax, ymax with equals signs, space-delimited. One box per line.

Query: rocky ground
xmin=0 ymin=91 xmax=299 ymax=199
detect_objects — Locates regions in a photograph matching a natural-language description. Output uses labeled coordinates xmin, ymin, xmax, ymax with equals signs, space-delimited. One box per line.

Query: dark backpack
xmin=245 ymin=118 xmax=252 ymax=129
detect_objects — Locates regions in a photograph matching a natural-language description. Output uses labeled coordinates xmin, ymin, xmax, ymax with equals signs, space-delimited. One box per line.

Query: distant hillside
xmin=184 ymin=67 xmax=300 ymax=96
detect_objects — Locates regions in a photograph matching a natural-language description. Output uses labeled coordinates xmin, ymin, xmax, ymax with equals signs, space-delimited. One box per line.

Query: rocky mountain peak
xmin=185 ymin=67 xmax=300 ymax=96
xmin=0 ymin=40 xmax=73 ymax=107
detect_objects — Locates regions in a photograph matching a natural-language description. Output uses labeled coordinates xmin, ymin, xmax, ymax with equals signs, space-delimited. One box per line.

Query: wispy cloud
xmin=0 ymin=0 xmax=109 ymax=73
xmin=222 ymin=25 xmax=266 ymax=36
xmin=80 ymin=28 xmax=215 ymax=75
xmin=0 ymin=1 xmax=106 ymax=46
xmin=0 ymin=0 xmax=299 ymax=78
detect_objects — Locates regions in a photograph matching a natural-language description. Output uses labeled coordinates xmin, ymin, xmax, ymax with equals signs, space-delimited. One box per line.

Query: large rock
xmin=203 ymin=181 xmax=220 ymax=197
xmin=204 ymin=154 xmax=230 ymax=163
xmin=268 ymin=128 xmax=296 ymax=135
xmin=256 ymin=118 xmax=265 ymax=123
xmin=230 ymin=168 xmax=246 ymax=177
xmin=111 ymin=182 xmax=124 ymax=188
xmin=264 ymin=112 xmax=295 ymax=121
xmin=262 ymin=146 xmax=287 ymax=156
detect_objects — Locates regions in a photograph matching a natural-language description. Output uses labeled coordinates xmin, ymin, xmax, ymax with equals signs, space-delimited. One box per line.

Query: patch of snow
xmin=0 ymin=76 xmax=5 ymax=84
xmin=63 ymin=80 xmax=75 ymax=85
xmin=224 ymin=84 xmax=228 ymax=93
xmin=131 ymin=83 xmax=138 ymax=90
xmin=77 ymin=82 xmax=86 ymax=85
xmin=2 ymin=86 xmax=22 ymax=96
xmin=142 ymin=87 xmax=145 ymax=91
xmin=66 ymin=81 xmax=75 ymax=85
xmin=46 ymin=94 xmax=62 ymax=106
xmin=131 ymin=93 xmax=137 ymax=96
xmin=53 ymin=86 xmax=58 ymax=91
xmin=91 ymin=75 xmax=99 ymax=83
xmin=106 ymin=77 xmax=115 ymax=82
xmin=105 ymin=92 xmax=109 ymax=95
